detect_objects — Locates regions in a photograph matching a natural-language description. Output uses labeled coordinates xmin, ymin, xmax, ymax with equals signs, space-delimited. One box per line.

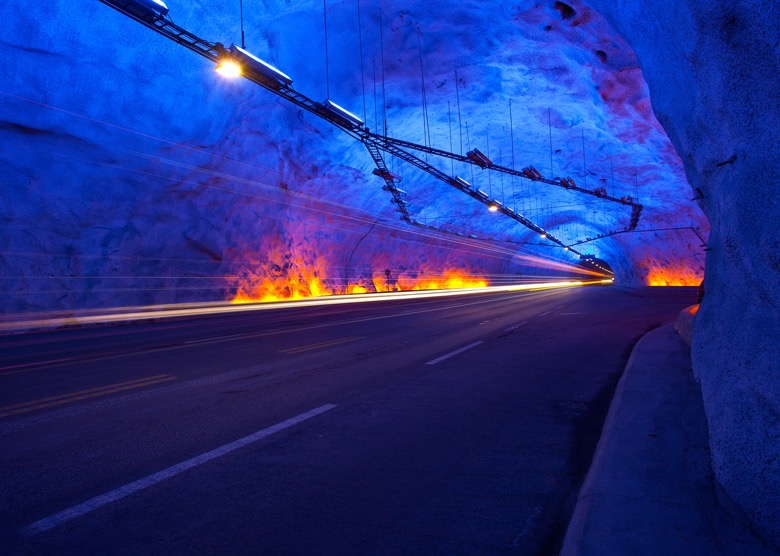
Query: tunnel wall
xmin=590 ymin=0 xmax=780 ymax=543
xmin=0 ymin=0 xmax=709 ymax=315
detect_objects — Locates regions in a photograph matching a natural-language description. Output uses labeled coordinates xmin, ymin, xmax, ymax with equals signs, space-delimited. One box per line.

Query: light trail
xmin=2 ymin=90 xmax=597 ymax=269
xmin=2 ymin=91 xmax=607 ymax=301
xmin=6 ymin=142 xmax=562 ymax=266
xmin=0 ymin=279 xmax=611 ymax=332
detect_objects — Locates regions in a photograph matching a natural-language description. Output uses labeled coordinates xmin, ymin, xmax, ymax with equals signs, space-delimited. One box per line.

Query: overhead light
xmin=230 ymin=45 xmax=293 ymax=87
xmin=466 ymin=148 xmax=492 ymax=168
xmin=112 ymin=0 xmax=170 ymax=20
xmin=488 ymin=204 xmax=498 ymax=212
xmin=323 ymin=99 xmax=365 ymax=128
xmin=216 ymin=59 xmax=242 ymax=78
xmin=540 ymin=233 xmax=547 ymax=239
xmin=453 ymin=176 xmax=471 ymax=189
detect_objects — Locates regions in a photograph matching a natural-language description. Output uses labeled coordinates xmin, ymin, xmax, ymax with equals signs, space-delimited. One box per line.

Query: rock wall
xmin=0 ymin=0 xmax=708 ymax=315
xmin=590 ymin=0 xmax=780 ymax=544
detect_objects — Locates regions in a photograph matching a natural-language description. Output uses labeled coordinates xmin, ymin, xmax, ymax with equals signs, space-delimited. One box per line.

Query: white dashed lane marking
xmin=21 ymin=404 xmax=338 ymax=537
xmin=426 ymin=341 xmax=484 ymax=365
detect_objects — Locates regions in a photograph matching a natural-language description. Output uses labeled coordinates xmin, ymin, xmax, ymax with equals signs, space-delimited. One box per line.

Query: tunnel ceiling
xmin=0 ymin=0 xmax=708 ymax=311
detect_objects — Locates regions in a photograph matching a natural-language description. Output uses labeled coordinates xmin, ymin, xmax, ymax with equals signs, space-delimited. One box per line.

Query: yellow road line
xmin=0 ymin=374 xmax=172 ymax=411
xmin=279 ymin=336 xmax=364 ymax=355
xmin=0 ymin=374 xmax=176 ymax=418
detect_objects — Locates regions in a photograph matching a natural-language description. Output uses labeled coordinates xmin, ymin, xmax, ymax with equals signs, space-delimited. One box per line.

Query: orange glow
xmin=231 ymin=257 xmax=490 ymax=303
xmin=231 ymin=255 xmax=333 ymax=304
xmin=646 ymin=266 xmax=703 ymax=286
xmin=215 ymin=60 xmax=242 ymax=78
xmin=397 ymin=271 xmax=489 ymax=291
xmin=1 ymin=280 xmax=601 ymax=333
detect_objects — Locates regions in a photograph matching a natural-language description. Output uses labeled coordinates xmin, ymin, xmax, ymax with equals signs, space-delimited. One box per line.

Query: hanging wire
xmin=499 ymin=141 xmax=505 ymax=202
xmin=455 ymin=69 xmax=463 ymax=154
xmin=581 ymin=128 xmax=587 ymax=189
xmin=323 ymin=0 xmax=330 ymax=99
xmin=417 ymin=28 xmax=430 ymax=152
xmin=548 ymin=108 xmax=553 ymax=177
xmin=509 ymin=100 xmax=517 ymax=214
xmin=486 ymin=127 xmax=492 ymax=196
xmin=357 ymin=0 xmax=367 ymax=123
xmin=372 ymin=59 xmax=378 ymax=132
xmin=379 ymin=8 xmax=387 ymax=137
xmin=610 ymin=155 xmax=614 ymax=197
xmin=465 ymin=121 xmax=474 ymax=185
xmin=448 ymin=101 xmax=454 ymax=175
xmin=239 ymin=0 xmax=246 ymax=48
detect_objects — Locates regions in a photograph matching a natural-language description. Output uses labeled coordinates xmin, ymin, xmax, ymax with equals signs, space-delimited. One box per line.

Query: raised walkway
xmin=561 ymin=311 xmax=778 ymax=555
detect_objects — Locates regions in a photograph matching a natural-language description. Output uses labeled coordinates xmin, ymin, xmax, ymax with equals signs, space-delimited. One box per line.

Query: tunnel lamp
xmin=564 ymin=246 xmax=569 ymax=250
xmin=540 ymin=233 xmax=547 ymax=239
xmin=488 ymin=204 xmax=498 ymax=212
xmin=216 ymin=59 xmax=242 ymax=78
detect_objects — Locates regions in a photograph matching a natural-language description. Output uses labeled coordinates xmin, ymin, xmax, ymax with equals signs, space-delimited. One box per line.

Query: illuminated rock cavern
xmin=1 ymin=0 xmax=777 ymax=545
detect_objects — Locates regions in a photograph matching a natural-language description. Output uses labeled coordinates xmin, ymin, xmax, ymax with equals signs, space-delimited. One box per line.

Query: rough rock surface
xmin=4 ymin=0 xmax=776 ymax=545
xmin=0 ymin=0 xmax=706 ymax=314
xmin=590 ymin=0 xmax=780 ymax=545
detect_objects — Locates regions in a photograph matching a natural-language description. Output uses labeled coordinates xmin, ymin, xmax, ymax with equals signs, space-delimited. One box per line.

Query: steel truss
xmin=99 ymin=1 xmax=644 ymax=258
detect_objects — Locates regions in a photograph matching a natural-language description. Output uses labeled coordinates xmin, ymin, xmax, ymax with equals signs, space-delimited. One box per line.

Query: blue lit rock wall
xmin=590 ymin=0 xmax=780 ymax=544
xmin=0 ymin=0 xmax=705 ymax=313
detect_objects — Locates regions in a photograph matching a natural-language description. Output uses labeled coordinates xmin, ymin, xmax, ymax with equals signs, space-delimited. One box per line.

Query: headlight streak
xmin=2 ymin=91 xmax=609 ymax=276
xmin=2 ymin=92 xmax=611 ymax=314
xmin=7 ymin=143 xmax=608 ymax=281
xmin=0 ymin=280 xmax=611 ymax=332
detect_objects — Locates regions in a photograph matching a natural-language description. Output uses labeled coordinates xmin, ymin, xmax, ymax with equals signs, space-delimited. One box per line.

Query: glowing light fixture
xmin=216 ymin=59 xmax=242 ymax=78
xmin=115 ymin=0 xmax=170 ymax=19
xmin=488 ymin=204 xmax=498 ymax=212
xmin=453 ymin=176 xmax=471 ymax=189
xmin=217 ymin=44 xmax=293 ymax=88
xmin=540 ymin=233 xmax=547 ymax=239
xmin=323 ymin=99 xmax=364 ymax=128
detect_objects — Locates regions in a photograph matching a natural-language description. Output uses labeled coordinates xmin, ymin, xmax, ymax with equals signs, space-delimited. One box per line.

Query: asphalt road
xmin=0 ymin=285 xmax=697 ymax=554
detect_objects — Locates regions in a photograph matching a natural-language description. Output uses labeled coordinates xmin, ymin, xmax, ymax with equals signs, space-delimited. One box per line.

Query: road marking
xmin=0 ymin=295 xmax=520 ymax=376
xmin=539 ymin=311 xmax=551 ymax=317
xmin=0 ymin=357 xmax=74 ymax=373
xmin=183 ymin=333 xmax=252 ymax=345
xmin=21 ymin=403 xmax=338 ymax=537
xmin=504 ymin=321 xmax=528 ymax=332
xmin=560 ymin=312 xmax=582 ymax=315
xmin=0 ymin=375 xmax=176 ymax=419
xmin=426 ymin=341 xmax=484 ymax=365
xmin=279 ymin=336 xmax=364 ymax=354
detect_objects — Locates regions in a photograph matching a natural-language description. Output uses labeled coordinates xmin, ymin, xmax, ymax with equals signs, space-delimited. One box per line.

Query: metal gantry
xmin=99 ymin=0 xmax=644 ymax=259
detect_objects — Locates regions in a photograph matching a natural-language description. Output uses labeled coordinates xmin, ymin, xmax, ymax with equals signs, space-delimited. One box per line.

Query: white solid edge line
xmin=425 ymin=341 xmax=484 ymax=365
xmin=22 ymin=403 xmax=337 ymax=537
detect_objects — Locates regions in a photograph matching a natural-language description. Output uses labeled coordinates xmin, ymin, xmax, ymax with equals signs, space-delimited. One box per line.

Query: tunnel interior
xmin=0 ymin=0 xmax=707 ymax=312
xmin=1 ymin=0 xmax=779 ymax=545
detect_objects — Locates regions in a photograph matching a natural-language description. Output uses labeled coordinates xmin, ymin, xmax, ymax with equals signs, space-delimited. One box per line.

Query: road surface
xmin=0 ymin=285 xmax=696 ymax=554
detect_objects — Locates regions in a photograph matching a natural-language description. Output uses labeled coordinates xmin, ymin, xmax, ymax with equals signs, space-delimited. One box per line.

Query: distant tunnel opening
xmin=576 ymin=257 xmax=613 ymax=277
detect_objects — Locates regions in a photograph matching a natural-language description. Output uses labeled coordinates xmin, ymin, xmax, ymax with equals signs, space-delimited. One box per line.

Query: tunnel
xmin=0 ymin=0 xmax=777 ymax=548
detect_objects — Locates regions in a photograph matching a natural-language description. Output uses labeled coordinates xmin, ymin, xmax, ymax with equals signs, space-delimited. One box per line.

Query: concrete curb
xmin=559 ymin=320 xmax=776 ymax=555
xmin=674 ymin=304 xmax=698 ymax=347
xmin=559 ymin=324 xmax=651 ymax=555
